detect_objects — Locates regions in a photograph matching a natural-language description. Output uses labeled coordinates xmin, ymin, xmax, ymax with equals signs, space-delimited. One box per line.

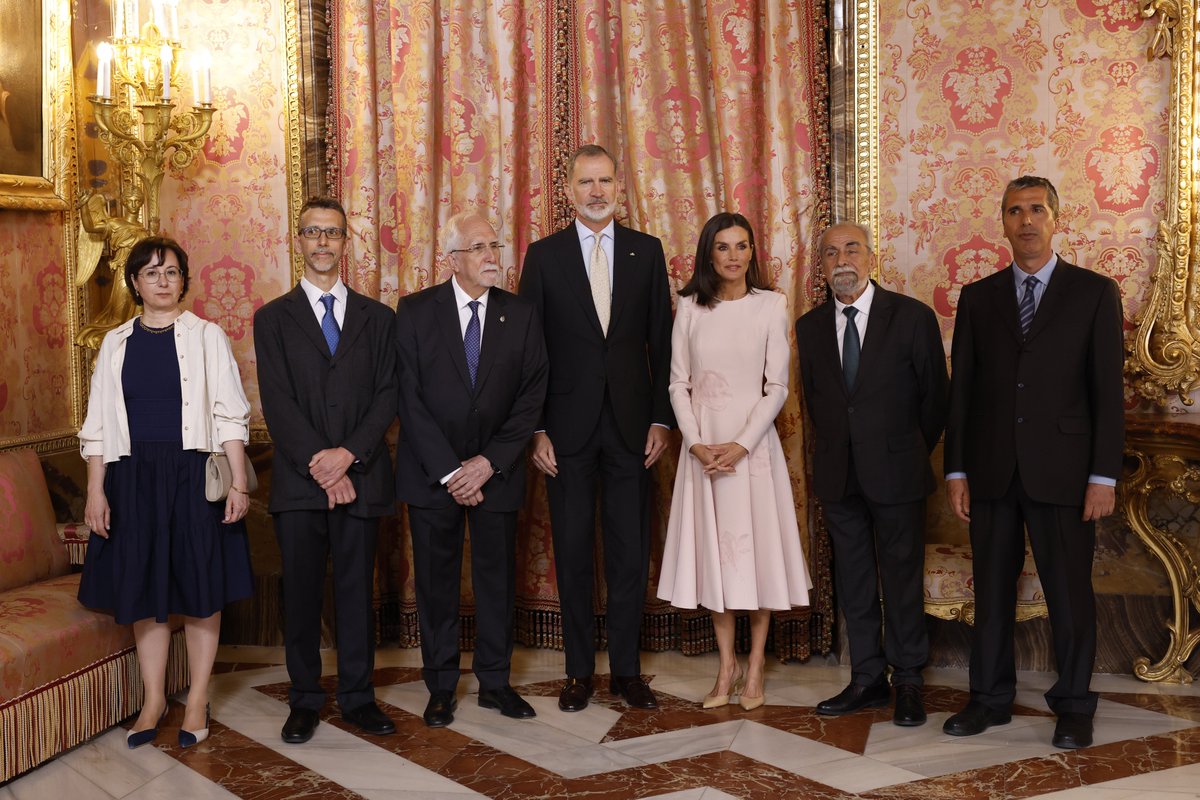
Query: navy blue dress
xmin=78 ymin=320 xmax=254 ymax=624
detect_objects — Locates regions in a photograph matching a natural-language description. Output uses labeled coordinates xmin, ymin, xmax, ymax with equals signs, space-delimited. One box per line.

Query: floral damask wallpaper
xmin=0 ymin=212 xmax=71 ymax=440
xmin=877 ymin=0 xmax=1167 ymax=351
xmin=153 ymin=0 xmax=294 ymax=424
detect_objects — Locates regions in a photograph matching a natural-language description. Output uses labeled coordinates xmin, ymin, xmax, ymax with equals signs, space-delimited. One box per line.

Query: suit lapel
xmin=855 ymin=284 xmax=894 ymax=394
xmin=992 ymin=267 xmax=1024 ymax=344
xmin=334 ymin=288 xmax=369 ymax=363
xmin=609 ymin=223 xmax=633 ymax=333
xmin=558 ymin=224 xmax=606 ymax=337
xmin=1024 ymin=261 xmax=1070 ymax=343
xmin=474 ymin=290 xmax=508 ymax=394
xmin=283 ymin=284 xmax=333 ymax=360
xmin=810 ymin=300 xmax=849 ymax=399
xmin=435 ymin=281 xmax=474 ymax=392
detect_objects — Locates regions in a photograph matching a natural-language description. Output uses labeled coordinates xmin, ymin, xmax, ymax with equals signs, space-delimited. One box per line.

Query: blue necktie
xmin=319 ymin=294 xmax=340 ymax=355
xmin=842 ymin=306 xmax=860 ymax=390
xmin=1018 ymin=275 xmax=1038 ymax=338
xmin=464 ymin=300 xmax=481 ymax=387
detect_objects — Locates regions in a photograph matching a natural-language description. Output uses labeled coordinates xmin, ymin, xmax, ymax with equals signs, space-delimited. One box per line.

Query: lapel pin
xmin=629 ymin=252 xmax=636 ymax=257
xmin=499 ymin=315 xmax=506 ymax=323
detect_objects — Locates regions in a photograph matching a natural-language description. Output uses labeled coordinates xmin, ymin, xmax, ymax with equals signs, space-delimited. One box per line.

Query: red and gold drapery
xmin=331 ymin=0 xmax=833 ymax=660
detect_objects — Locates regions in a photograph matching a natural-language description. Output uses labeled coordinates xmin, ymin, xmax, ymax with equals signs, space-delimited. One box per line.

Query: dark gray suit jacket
xmin=944 ymin=261 xmax=1124 ymax=505
xmin=253 ymin=284 xmax=398 ymax=517
xmin=518 ymin=222 xmax=674 ymax=454
xmin=796 ymin=282 xmax=949 ymax=505
xmin=394 ymin=281 xmax=547 ymax=512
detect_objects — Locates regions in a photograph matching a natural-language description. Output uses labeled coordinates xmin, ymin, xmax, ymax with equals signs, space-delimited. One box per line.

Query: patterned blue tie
xmin=1019 ymin=275 xmax=1038 ymax=338
xmin=842 ymin=306 xmax=860 ymax=390
xmin=464 ymin=300 xmax=481 ymax=387
xmin=319 ymin=294 xmax=340 ymax=355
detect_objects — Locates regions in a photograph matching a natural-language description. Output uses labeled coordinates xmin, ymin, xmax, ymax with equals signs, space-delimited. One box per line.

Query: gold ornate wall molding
xmin=1127 ymin=1 xmax=1200 ymax=405
xmin=0 ymin=0 xmax=82 ymax=455
xmin=850 ymin=0 xmax=879 ymax=252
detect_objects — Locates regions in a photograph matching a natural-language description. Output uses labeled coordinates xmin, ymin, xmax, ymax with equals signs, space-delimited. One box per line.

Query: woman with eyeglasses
xmin=78 ymin=236 xmax=254 ymax=750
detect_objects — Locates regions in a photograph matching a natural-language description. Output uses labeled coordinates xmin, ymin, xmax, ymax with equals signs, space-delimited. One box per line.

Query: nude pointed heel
xmin=702 ymin=669 xmax=745 ymax=709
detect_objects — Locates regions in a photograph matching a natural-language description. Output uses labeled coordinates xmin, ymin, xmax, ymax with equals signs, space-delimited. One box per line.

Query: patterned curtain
xmin=332 ymin=0 xmax=832 ymax=661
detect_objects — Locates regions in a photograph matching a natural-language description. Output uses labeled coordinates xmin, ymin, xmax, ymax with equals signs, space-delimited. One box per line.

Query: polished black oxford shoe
xmin=423 ymin=691 xmax=457 ymax=728
xmin=281 ymin=707 xmax=320 ymax=744
xmin=478 ymin=685 xmax=536 ymax=719
xmin=815 ymin=681 xmax=890 ymax=716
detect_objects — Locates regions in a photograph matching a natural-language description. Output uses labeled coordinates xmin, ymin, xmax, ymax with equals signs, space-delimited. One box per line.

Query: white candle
xmin=165 ymin=0 xmax=179 ymax=40
xmin=202 ymin=50 xmax=212 ymax=104
xmin=97 ymin=42 xmax=113 ymax=97
xmin=130 ymin=0 xmax=140 ymax=37
xmin=114 ymin=1 xmax=125 ymax=39
xmin=160 ymin=45 xmax=172 ymax=100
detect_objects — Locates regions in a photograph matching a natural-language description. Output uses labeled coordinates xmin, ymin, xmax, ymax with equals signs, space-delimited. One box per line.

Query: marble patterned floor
xmin=4 ymin=645 xmax=1200 ymax=799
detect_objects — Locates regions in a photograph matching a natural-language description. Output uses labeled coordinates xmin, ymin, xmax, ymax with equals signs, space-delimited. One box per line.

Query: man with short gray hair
xmin=796 ymin=222 xmax=948 ymax=726
xmin=395 ymin=210 xmax=548 ymax=727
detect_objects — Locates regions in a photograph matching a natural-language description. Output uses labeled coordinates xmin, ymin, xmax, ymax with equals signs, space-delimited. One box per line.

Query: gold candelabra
xmin=76 ymin=0 xmax=216 ymax=348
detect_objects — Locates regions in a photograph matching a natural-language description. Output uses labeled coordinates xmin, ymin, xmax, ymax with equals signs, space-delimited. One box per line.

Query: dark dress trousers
xmin=796 ymin=283 xmax=949 ymax=688
xmin=518 ymin=222 xmax=673 ymax=678
xmin=254 ymin=284 xmax=398 ymax=712
xmin=944 ymin=260 xmax=1124 ymax=716
xmin=394 ymin=281 xmax=547 ymax=693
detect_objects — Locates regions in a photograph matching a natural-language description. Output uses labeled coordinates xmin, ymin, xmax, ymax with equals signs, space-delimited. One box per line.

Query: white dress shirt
xmin=574 ymin=217 xmax=616 ymax=285
xmin=300 ymin=276 xmax=347 ymax=328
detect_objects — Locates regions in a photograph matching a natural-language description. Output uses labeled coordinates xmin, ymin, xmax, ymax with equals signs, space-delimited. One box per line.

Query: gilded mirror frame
xmin=0 ymin=0 xmax=70 ymax=210
xmin=1128 ymin=1 xmax=1199 ymax=406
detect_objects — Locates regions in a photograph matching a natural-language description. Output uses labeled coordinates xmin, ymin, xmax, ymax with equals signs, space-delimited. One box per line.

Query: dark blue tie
xmin=319 ymin=294 xmax=340 ymax=355
xmin=842 ymin=306 xmax=860 ymax=390
xmin=1019 ymin=275 xmax=1038 ymax=337
xmin=464 ymin=300 xmax=481 ymax=387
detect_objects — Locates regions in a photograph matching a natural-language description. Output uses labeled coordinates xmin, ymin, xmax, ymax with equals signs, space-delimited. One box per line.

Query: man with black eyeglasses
xmin=254 ymin=196 xmax=398 ymax=744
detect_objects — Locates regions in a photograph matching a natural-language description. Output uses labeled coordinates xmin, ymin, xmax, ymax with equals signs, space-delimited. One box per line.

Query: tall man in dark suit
xmin=796 ymin=222 xmax=949 ymax=727
xmin=943 ymin=175 xmax=1124 ymax=749
xmin=519 ymin=144 xmax=674 ymax=712
xmin=254 ymin=197 xmax=399 ymax=744
xmin=395 ymin=211 xmax=548 ymax=728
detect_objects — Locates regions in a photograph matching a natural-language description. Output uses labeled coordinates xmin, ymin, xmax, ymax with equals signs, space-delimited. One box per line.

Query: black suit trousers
xmin=821 ymin=463 xmax=928 ymax=687
xmin=968 ymin=473 xmax=1098 ymax=716
xmin=274 ymin=509 xmax=379 ymax=712
xmin=547 ymin=398 xmax=651 ymax=678
xmin=409 ymin=503 xmax=517 ymax=693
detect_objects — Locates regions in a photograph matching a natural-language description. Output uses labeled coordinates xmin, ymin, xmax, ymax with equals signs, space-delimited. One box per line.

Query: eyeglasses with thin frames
xmin=139 ymin=267 xmax=183 ymax=283
xmin=299 ymin=226 xmax=348 ymax=240
xmin=449 ymin=242 xmax=504 ymax=256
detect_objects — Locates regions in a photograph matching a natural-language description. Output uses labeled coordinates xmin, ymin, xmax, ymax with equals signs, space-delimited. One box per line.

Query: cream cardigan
xmin=79 ymin=311 xmax=251 ymax=463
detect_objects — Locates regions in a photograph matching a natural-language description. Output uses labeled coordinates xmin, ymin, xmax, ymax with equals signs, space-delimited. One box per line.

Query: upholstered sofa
xmin=0 ymin=448 xmax=187 ymax=782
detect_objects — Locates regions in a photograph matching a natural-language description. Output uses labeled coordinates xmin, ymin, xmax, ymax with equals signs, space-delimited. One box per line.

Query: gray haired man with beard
xmin=795 ymin=222 xmax=949 ymax=727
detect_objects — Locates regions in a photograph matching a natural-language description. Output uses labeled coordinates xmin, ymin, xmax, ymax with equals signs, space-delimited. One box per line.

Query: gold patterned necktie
xmin=590 ymin=234 xmax=611 ymax=334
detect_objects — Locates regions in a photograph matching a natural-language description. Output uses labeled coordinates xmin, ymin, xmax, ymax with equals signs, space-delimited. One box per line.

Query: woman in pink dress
xmin=658 ymin=212 xmax=811 ymax=709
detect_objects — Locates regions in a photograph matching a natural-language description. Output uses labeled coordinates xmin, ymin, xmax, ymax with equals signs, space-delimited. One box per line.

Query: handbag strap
xmin=198 ymin=323 xmax=221 ymax=453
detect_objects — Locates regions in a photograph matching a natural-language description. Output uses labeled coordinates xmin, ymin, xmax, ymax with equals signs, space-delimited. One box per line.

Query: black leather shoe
xmin=815 ymin=681 xmax=890 ymax=716
xmin=423 ymin=691 xmax=457 ymax=728
xmin=281 ymin=707 xmax=320 ymax=744
xmin=342 ymin=701 xmax=396 ymax=735
xmin=943 ymin=701 xmax=1012 ymax=736
xmin=558 ymin=677 xmax=593 ymax=712
xmin=1052 ymin=712 xmax=1093 ymax=749
xmin=611 ymin=675 xmax=658 ymax=710
xmin=893 ymin=684 xmax=927 ymax=727
xmin=478 ymin=685 xmax=536 ymax=719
